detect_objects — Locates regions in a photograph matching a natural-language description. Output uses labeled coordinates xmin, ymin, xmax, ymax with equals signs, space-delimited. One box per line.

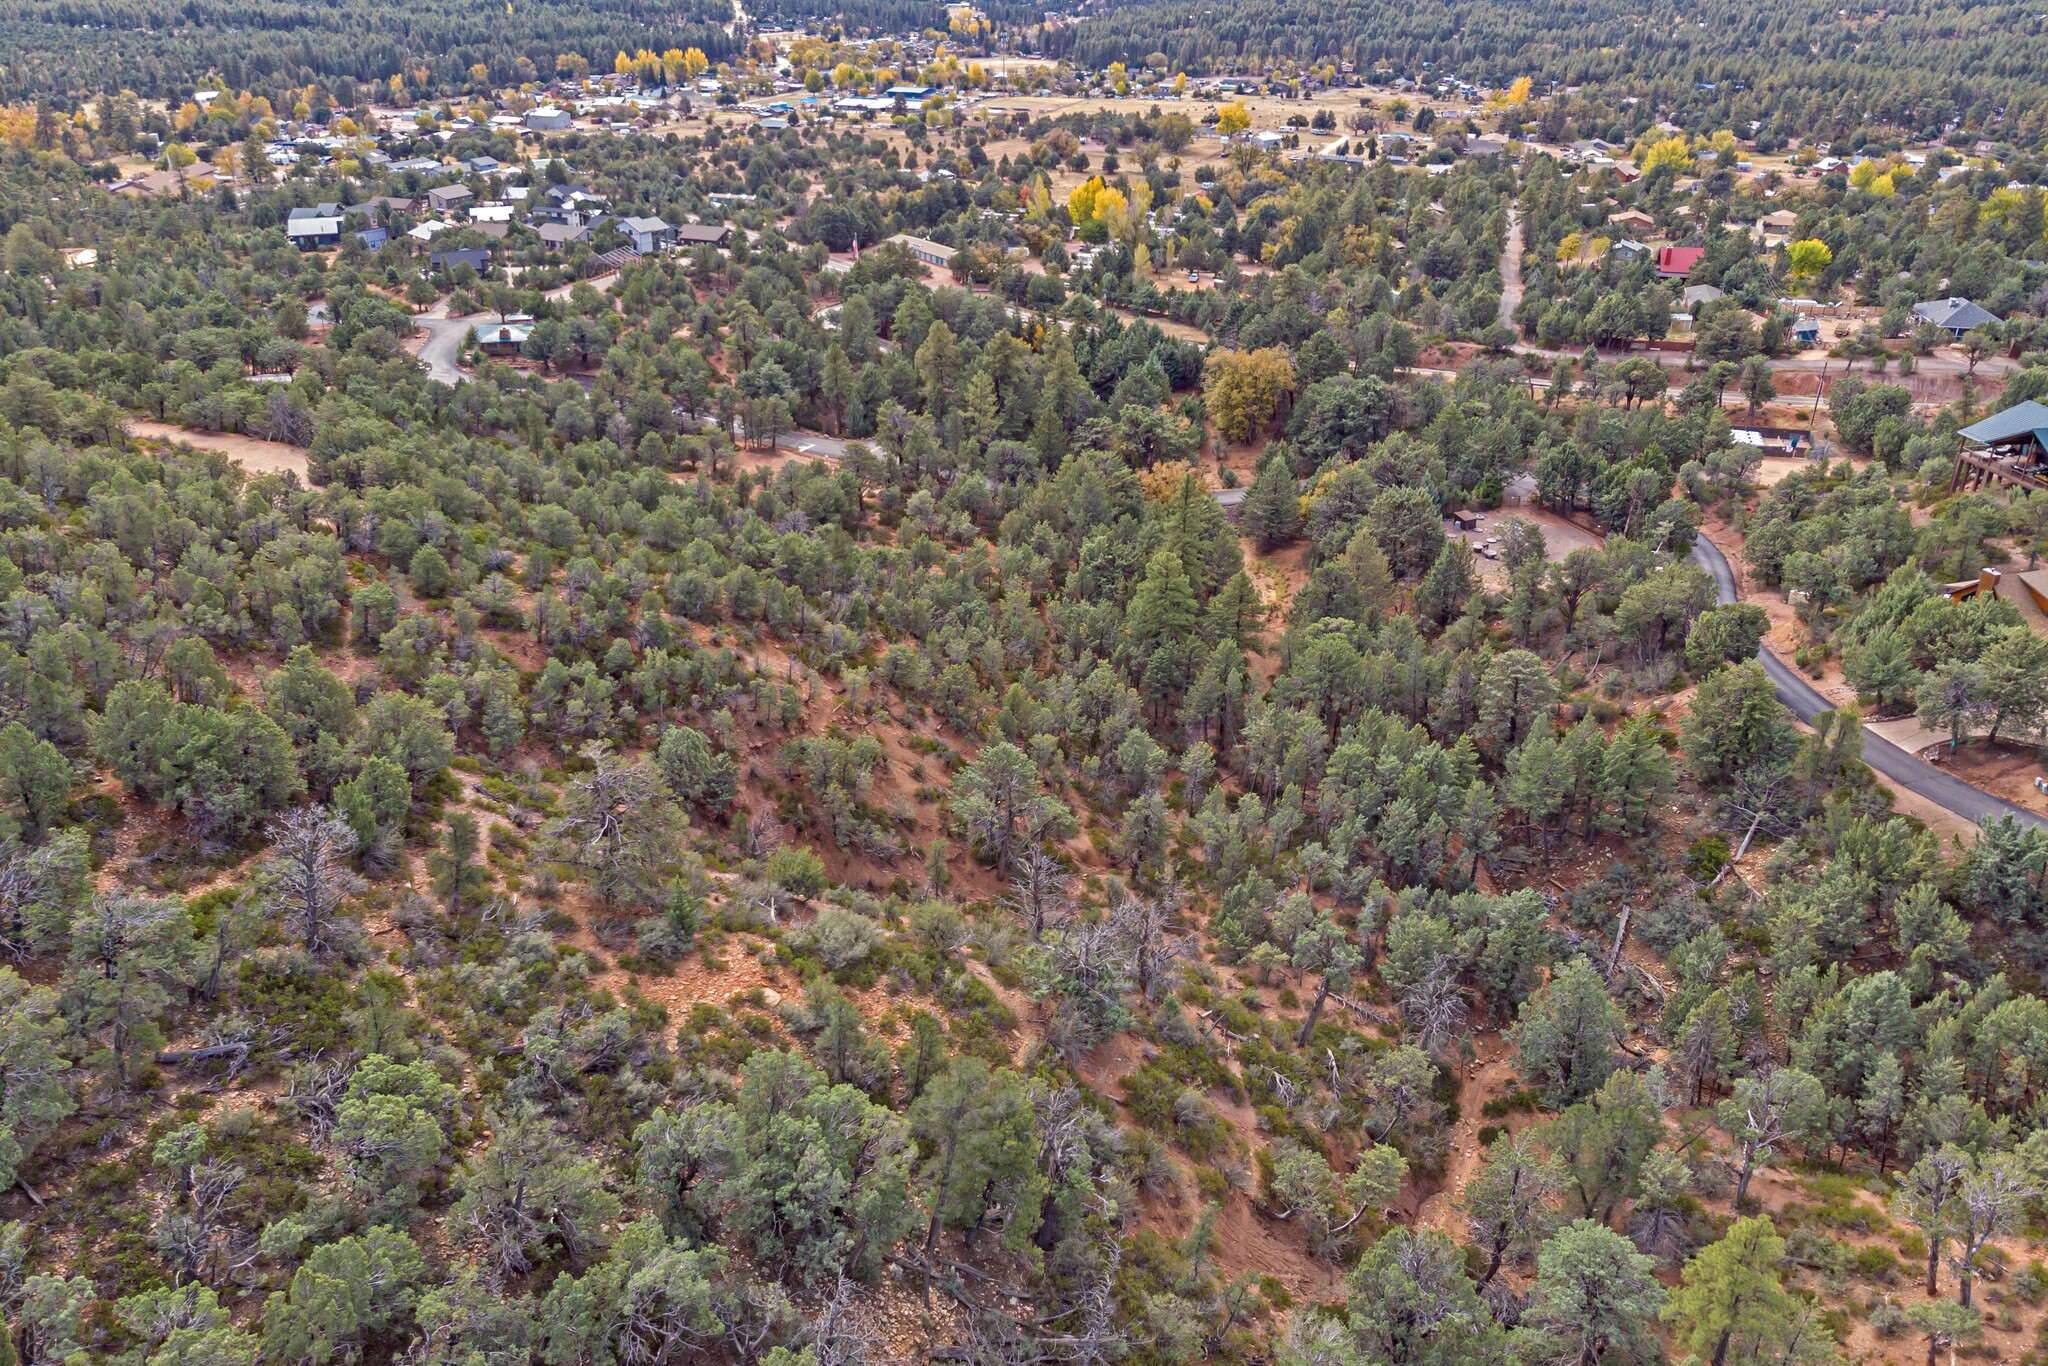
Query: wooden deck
xmin=1951 ymin=448 xmax=2048 ymax=496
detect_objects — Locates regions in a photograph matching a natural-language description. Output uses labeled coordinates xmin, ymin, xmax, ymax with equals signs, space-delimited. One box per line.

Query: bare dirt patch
xmin=127 ymin=419 xmax=310 ymax=481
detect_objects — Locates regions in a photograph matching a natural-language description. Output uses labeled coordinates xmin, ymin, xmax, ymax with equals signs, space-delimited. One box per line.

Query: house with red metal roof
xmin=1656 ymin=245 xmax=1705 ymax=277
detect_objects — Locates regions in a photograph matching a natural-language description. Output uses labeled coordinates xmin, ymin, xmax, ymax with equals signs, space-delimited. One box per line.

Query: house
xmin=526 ymin=107 xmax=573 ymax=131
xmin=1912 ymin=296 xmax=2001 ymax=339
xmin=1461 ymin=136 xmax=1506 ymax=158
xmin=288 ymin=202 xmax=343 ymax=223
xmin=469 ymin=203 xmax=516 ymax=224
xmin=620 ymin=216 xmax=674 ymax=253
xmin=884 ymin=85 xmax=934 ymax=101
xmin=476 ymin=315 xmax=535 ymax=356
xmin=426 ymin=185 xmax=474 ymax=215
xmin=284 ymin=216 xmax=342 ymax=249
xmin=407 ymin=219 xmax=455 ymax=243
xmin=672 ymin=223 xmax=732 ymax=248
xmin=886 ymin=233 xmax=957 ymax=268
xmin=545 ymin=184 xmax=608 ymax=211
xmin=1791 ymin=316 xmax=1822 ymax=346
xmin=1657 ymin=245 xmax=1706 ymax=277
xmin=461 ymin=156 xmax=501 ymax=174
xmin=1950 ymin=400 xmax=2048 ymax=496
xmin=353 ymin=226 xmax=390 ymax=250
xmin=1609 ymin=208 xmax=1655 ymax=231
xmin=1682 ymin=283 xmax=1725 ymax=308
xmin=1958 ymin=401 xmax=2048 ymax=462
xmin=367 ymin=195 xmax=416 ymax=215
xmin=539 ymin=222 xmax=590 ymax=248
xmin=112 ymin=164 xmax=222 ymax=196
xmin=429 ymin=247 xmax=491 ymax=275
xmin=1610 ymin=239 xmax=1651 ymax=261
xmin=470 ymin=222 xmax=510 ymax=241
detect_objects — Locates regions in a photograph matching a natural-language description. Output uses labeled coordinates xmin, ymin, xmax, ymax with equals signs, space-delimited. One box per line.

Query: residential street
xmin=1689 ymin=534 xmax=2048 ymax=829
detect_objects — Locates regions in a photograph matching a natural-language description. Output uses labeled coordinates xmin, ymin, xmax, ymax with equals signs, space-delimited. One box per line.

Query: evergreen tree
xmin=1241 ymin=456 xmax=1301 ymax=550
xmin=1507 ymin=957 xmax=1621 ymax=1107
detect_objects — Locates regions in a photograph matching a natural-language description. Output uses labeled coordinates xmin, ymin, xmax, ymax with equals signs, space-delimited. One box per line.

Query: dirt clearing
xmin=127 ymin=419 xmax=310 ymax=482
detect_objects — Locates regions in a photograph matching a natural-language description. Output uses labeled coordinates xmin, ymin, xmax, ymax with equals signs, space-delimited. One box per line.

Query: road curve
xmin=413 ymin=312 xmax=472 ymax=385
xmin=1688 ymin=536 xmax=2048 ymax=830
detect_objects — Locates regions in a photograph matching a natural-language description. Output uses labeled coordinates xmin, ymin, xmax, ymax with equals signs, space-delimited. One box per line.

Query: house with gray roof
xmin=1913 ymin=296 xmax=2001 ymax=339
xmin=620 ymin=216 xmax=673 ymax=253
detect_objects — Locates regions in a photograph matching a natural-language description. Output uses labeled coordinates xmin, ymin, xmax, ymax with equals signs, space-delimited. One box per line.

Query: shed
xmin=1450 ymin=509 xmax=1483 ymax=531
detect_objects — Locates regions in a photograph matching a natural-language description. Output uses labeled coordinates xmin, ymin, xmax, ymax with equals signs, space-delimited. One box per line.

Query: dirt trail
xmin=1412 ymin=1034 xmax=1518 ymax=1235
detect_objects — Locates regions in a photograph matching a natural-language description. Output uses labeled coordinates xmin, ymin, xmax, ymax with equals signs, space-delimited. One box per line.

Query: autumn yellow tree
xmin=1785 ymin=238 xmax=1832 ymax=280
xmin=1636 ymin=136 xmax=1692 ymax=172
xmin=683 ymin=48 xmax=710 ymax=80
xmin=1204 ymin=348 xmax=1295 ymax=443
xmin=1216 ymin=100 xmax=1251 ymax=137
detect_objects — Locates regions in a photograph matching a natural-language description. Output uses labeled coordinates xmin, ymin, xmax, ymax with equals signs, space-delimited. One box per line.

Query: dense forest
xmin=1046 ymin=0 xmax=2048 ymax=144
xmin=0 ymin=0 xmax=737 ymax=104
xmin=8 ymin=12 xmax=2048 ymax=1364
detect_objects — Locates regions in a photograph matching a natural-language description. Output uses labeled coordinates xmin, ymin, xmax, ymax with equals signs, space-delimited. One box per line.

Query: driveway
xmin=1496 ymin=208 xmax=1522 ymax=331
xmin=1689 ymin=535 xmax=2047 ymax=829
xmin=412 ymin=304 xmax=473 ymax=386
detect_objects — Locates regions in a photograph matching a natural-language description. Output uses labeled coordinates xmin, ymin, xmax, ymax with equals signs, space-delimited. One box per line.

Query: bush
xmin=1867 ymin=1300 xmax=1909 ymax=1338
xmin=799 ymin=907 xmax=883 ymax=970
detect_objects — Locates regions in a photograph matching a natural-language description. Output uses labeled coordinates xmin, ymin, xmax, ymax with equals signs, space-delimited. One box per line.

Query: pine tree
xmin=1414 ymin=540 xmax=1477 ymax=628
xmin=1663 ymin=1217 xmax=1805 ymax=1366
xmin=1519 ymin=1220 xmax=1666 ymax=1366
xmin=1506 ymin=957 xmax=1621 ymax=1107
xmin=1240 ymin=455 xmax=1300 ymax=550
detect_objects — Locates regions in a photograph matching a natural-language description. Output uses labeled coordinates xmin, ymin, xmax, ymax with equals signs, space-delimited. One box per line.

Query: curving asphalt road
xmin=1688 ymin=536 xmax=2048 ymax=830
xmin=414 ymin=313 xmax=472 ymax=385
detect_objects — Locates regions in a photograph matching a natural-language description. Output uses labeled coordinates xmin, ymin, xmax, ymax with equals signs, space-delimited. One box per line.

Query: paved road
xmin=1509 ymin=334 xmax=2013 ymax=381
xmin=415 ymin=274 xmax=624 ymax=387
xmin=1688 ymin=535 xmax=2048 ymax=829
xmin=412 ymin=305 xmax=472 ymax=385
